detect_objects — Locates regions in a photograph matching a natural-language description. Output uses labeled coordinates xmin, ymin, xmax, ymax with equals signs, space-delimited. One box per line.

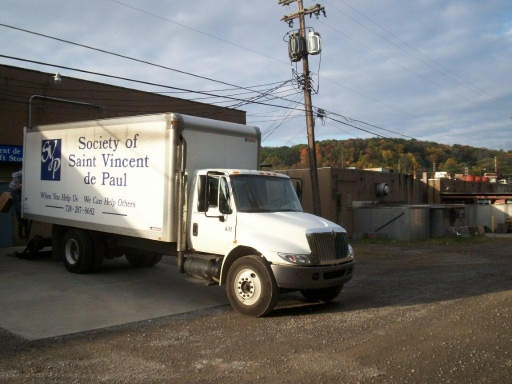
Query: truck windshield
xmin=231 ymin=175 xmax=303 ymax=213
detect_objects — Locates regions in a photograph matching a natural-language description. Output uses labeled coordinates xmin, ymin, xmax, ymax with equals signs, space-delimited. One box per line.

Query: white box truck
xmin=22 ymin=113 xmax=354 ymax=316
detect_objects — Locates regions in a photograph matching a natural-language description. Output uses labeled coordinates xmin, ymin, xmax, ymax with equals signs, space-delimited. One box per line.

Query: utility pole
xmin=279 ymin=0 xmax=325 ymax=216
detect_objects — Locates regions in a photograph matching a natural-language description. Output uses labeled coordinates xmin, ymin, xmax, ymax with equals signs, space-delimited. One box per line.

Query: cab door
xmin=190 ymin=174 xmax=236 ymax=255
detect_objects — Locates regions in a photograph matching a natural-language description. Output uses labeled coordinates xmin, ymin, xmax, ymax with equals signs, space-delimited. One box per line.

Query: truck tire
xmin=125 ymin=253 xmax=162 ymax=267
xmin=89 ymin=231 xmax=105 ymax=272
xmin=62 ymin=229 xmax=94 ymax=274
xmin=300 ymin=284 xmax=343 ymax=302
xmin=148 ymin=254 xmax=163 ymax=266
xmin=226 ymin=255 xmax=278 ymax=317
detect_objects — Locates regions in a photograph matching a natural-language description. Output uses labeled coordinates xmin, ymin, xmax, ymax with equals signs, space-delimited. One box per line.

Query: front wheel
xmin=226 ymin=255 xmax=278 ymax=317
xmin=300 ymin=285 xmax=343 ymax=302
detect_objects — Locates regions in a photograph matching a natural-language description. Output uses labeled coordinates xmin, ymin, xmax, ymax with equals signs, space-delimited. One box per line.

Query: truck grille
xmin=306 ymin=231 xmax=349 ymax=264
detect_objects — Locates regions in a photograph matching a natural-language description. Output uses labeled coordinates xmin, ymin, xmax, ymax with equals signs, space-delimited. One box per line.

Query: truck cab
xmin=185 ymin=169 xmax=355 ymax=316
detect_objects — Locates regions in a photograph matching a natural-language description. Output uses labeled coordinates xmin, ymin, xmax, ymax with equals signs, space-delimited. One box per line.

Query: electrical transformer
xmin=288 ymin=32 xmax=306 ymax=62
xmin=307 ymin=31 xmax=322 ymax=55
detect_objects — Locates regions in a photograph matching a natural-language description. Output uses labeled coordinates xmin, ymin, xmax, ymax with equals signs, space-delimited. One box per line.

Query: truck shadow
xmin=269 ymin=243 xmax=512 ymax=318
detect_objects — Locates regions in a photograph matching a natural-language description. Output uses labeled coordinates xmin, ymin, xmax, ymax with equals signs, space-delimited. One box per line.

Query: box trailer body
xmin=22 ymin=113 xmax=354 ymax=316
xmin=23 ymin=113 xmax=258 ymax=242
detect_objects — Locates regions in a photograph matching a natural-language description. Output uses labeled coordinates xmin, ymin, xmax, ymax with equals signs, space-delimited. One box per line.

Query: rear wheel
xmin=300 ymin=285 xmax=343 ymax=302
xmin=89 ymin=231 xmax=105 ymax=272
xmin=62 ymin=229 xmax=94 ymax=274
xmin=149 ymin=254 xmax=163 ymax=266
xmin=125 ymin=253 xmax=162 ymax=267
xmin=226 ymin=255 xmax=278 ymax=317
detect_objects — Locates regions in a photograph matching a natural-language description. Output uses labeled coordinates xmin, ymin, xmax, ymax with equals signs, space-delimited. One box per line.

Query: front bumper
xmin=271 ymin=260 xmax=355 ymax=290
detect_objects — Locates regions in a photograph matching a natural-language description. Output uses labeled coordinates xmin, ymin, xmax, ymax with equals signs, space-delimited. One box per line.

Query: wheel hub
xmin=239 ymin=276 xmax=255 ymax=297
xmin=65 ymin=239 xmax=79 ymax=265
xmin=235 ymin=269 xmax=261 ymax=305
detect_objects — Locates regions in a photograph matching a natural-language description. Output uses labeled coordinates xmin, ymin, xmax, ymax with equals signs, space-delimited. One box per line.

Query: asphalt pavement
xmin=0 ymin=247 xmax=229 ymax=340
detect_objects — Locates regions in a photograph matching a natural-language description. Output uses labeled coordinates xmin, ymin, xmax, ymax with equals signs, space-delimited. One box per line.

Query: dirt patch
xmin=1 ymin=237 xmax=511 ymax=383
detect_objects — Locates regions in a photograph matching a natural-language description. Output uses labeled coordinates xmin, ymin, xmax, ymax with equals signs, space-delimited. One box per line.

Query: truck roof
xmin=198 ymin=169 xmax=290 ymax=179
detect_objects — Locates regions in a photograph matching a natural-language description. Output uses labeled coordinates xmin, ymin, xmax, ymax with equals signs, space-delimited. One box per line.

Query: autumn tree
xmin=261 ymin=138 xmax=511 ymax=178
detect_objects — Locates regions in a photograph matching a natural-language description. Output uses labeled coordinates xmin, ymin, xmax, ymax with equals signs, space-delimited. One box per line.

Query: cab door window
xmin=203 ymin=175 xmax=232 ymax=215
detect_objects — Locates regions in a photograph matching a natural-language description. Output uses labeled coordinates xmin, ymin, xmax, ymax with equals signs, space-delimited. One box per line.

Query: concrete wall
xmin=430 ymin=205 xmax=466 ymax=238
xmin=353 ymin=206 xmax=431 ymax=241
xmin=464 ymin=204 xmax=512 ymax=232
xmin=352 ymin=204 xmax=512 ymax=241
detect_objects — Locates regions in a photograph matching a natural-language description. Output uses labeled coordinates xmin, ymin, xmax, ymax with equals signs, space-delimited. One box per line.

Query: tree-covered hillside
xmin=261 ymin=138 xmax=512 ymax=178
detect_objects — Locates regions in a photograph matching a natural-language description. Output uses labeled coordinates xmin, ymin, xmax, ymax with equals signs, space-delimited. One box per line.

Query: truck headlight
xmin=348 ymin=244 xmax=354 ymax=260
xmin=277 ymin=252 xmax=311 ymax=265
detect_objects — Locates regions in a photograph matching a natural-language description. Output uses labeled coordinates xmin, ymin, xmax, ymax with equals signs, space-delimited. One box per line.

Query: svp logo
xmin=41 ymin=139 xmax=62 ymax=181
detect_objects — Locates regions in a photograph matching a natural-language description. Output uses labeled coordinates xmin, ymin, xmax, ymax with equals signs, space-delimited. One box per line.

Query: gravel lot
xmin=1 ymin=236 xmax=511 ymax=383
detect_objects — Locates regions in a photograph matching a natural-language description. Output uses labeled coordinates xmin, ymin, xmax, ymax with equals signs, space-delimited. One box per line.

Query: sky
xmin=1 ymin=0 xmax=511 ymax=150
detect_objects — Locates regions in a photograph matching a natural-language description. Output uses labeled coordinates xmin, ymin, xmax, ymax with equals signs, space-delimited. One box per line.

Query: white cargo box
xmin=22 ymin=113 xmax=260 ymax=242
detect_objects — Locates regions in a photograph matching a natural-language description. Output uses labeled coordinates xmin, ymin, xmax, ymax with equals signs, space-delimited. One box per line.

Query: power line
xmin=0 ymin=22 xmax=324 ymax=133
xmin=325 ymin=115 xmax=385 ymax=138
xmin=0 ymin=22 xmax=462 ymax=144
xmin=0 ymin=21 xmax=423 ymax=144
xmin=107 ymin=0 xmax=287 ymax=66
xmin=228 ymin=81 xmax=294 ymax=109
xmin=319 ymin=19 xmax=511 ymax=120
xmin=325 ymin=0 xmax=512 ymax=113
xmin=0 ymin=54 xmax=308 ymax=113
xmin=326 ymin=111 xmax=415 ymax=139
xmin=1 ymin=54 xmax=416 ymax=144
xmin=324 ymin=120 xmax=357 ymax=139
xmin=0 ymin=22 xmax=284 ymax=102
xmin=105 ymin=0 xmax=456 ymax=137
xmin=262 ymin=94 xmax=304 ymax=141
